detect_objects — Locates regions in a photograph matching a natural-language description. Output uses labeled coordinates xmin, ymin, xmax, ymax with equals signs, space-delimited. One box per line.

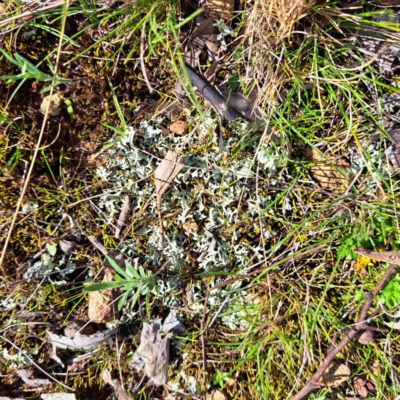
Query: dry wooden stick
xmin=291 ymin=263 xmax=399 ymax=400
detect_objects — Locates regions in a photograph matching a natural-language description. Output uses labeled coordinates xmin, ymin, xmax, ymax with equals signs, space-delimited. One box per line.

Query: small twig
xmin=291 ymin=263 xmax=399 ymax=400
xmin=115 ymin=195 xmax=132 ymax=239
xmin=157 ymin=208 xmax=165 ymax=246
xmin=140 ymin=22 xmax=153 ymax=94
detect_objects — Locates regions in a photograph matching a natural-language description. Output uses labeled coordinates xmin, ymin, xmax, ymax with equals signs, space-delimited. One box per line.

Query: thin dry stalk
xmin=0 ymin=0 xmax=71 ymax=272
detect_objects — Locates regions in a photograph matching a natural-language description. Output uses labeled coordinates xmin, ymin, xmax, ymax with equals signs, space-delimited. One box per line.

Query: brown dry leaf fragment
xmin=64 ymin=320 xmax=95 ymax=338
xmin=182 ymin=218 xmax=198 ymax=234
xmin=205 ymin=34 xmax=219 ymax=58
xmin=88 ymin=252 xmax=124 ymax=322
xmin=366 ymin=380 xmax=376 ymax=392
xmin=66 ymin=356 xmax=86 ymax=372
xmin=17 ymin=369 xmax=51 ymax=387
xmin=155 ymin=151 xmax=184 ymax=244
xmin=170 ymin=120 xmax=187 ymax=136
xmin=319 ymin=363 xmax=350 ymax=388
xmin=59 ymin=239 xmax=76 ymax=255
xmin=203 ymin=0 xmax=234 ymax=21
xmin=206 ymin=389 xmax=227 ymax=400
xmin=155 ymin=150 xmax=184 ymax=209
xmin=88 ymin=271 xmax=120 ymax=323
xmin=353 ymin=377 xmax=368 ymax=398
xmin=306 ymin=148 xmax=350 ymax=192
xmin=354 ymin=247 xmax=400 ymax=264
xmin=358 ymin=330 xmax=373 ymax=345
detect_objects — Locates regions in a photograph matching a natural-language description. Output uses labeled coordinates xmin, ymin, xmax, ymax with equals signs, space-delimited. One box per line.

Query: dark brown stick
xmin=291 ymin=264 xmax=399 ymax=400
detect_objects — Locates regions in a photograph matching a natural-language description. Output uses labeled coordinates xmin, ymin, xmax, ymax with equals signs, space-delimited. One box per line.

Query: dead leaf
xmin=206 ymin=389 xmax=227 ymax=400
xmin=203 ymin=0 xmax=234 ymax=21
xmin=59 ymin=240 xmax=76 ymax=255
xmin=155 ymin=151 xmax=184 ymax=244
xmin=205 ymin=34 xmax=218 ymax=58
xmin=17 ymin=369 xmax=51 ymax=387
xmin=155 ymin=151 xmax=184 ymax=208
xmin=353 ymin=377 xmax=368 ymax=398
xmin=319 ymin=363 xmax=350 ymax=388
xmin=40 ymin=93 xmax=62 ymax=116
xmin=366 ymin=380 xmax=376 ymax=392
xmin=358 ymin=330 xmax=373 ymax=345
xmin=66 ymin=356 xmax=86 ymax=373
xmin=182 ymin=218 xmax=199 ymax=234
xmin=170 ymin=120 xmax=187 ymax=136
xmin=88 ymin=252 xmax=124 ymax=322
xmin=354 ymin=247 xmax=400 ymax=264
xmin=306 ymin=148 xmax=350 ymax=192
xmin=88 ymin=285 xmax=120 ymax=323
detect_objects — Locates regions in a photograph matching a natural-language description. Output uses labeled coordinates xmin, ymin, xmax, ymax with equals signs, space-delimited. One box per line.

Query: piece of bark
xmin=41 ymin=395 xmax=76 ymax=400
xmin=130 ymin=320 xmax=172 ymax=386
xmin=102 ymin=369 xmax=131 ymax=400
xmin=129 ymin=311 xmax=182 ymax=386
xmin=47 ymin=326 xmax=119 ymax=351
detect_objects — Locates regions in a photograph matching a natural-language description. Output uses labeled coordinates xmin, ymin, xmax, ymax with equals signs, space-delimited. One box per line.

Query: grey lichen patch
xmin=94 ymin=112 xmax=285 ymax=327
